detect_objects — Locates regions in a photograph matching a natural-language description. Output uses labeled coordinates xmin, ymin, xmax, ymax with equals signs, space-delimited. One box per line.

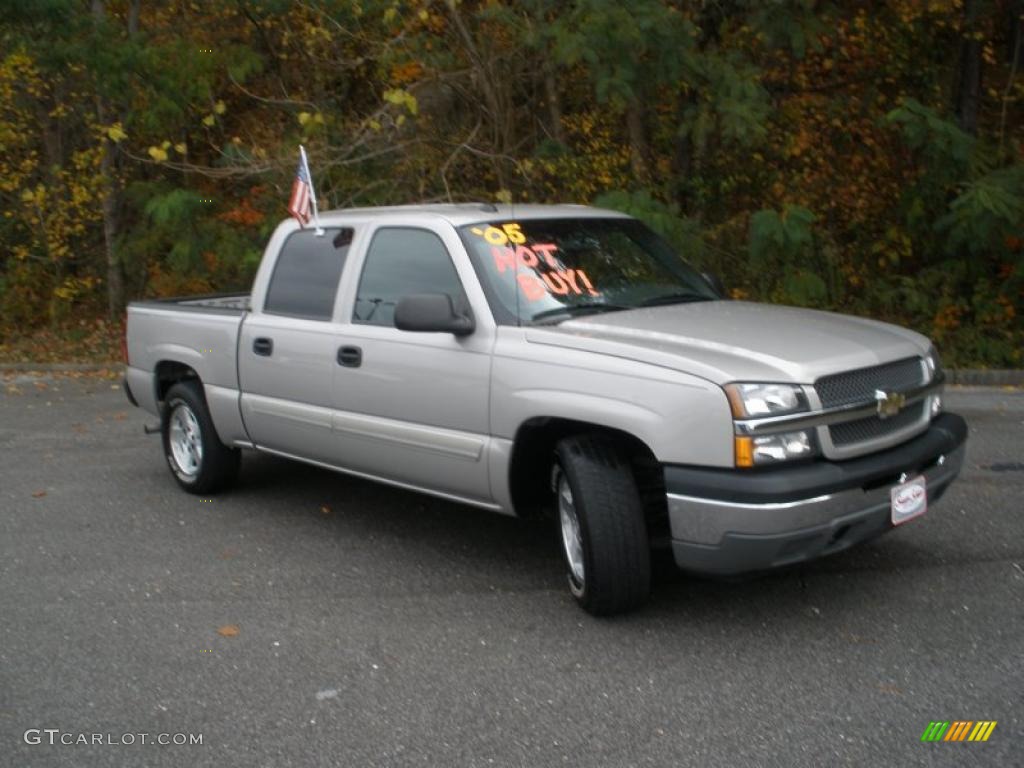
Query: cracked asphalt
xmin=1 ymin=377 xmax=1021 ymax=767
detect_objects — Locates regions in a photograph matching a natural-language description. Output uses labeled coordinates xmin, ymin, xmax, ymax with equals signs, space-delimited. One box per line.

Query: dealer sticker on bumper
xmin=891 ymin=475 xmax=927 ymax=525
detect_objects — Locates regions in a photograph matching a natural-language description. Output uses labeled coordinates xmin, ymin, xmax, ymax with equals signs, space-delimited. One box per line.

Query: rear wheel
xmin=162 ymin=381 xmax=240 ymax=494
xmin=553 ymin=434 xmax=651 ymax=615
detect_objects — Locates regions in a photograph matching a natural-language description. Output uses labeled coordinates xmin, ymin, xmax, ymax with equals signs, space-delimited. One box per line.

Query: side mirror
xmin=702 ymin=271 xmax=726 ymax=298
xmin=394 ymin=293 xmax=475 ymax=336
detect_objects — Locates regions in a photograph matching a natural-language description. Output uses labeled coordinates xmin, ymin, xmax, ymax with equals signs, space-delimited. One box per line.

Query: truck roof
xmin=312 ymin=203 xmax=631 ymax=228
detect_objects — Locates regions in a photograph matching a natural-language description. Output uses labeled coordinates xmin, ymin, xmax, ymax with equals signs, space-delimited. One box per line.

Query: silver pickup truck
xmin=124 ymin=203 xmax=966 ymax=614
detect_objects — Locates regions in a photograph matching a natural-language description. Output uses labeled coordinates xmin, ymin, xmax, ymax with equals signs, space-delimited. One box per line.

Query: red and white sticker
xmin=891 ymin=475 xmax=927 ymax=525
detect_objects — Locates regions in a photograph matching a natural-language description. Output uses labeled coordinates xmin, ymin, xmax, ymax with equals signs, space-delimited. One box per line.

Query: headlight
xmin=925 ymin=347 xmax=942 ymax=381
xmin=724 ymin=382 xmax=809 ymax=418
xmin=925 ymin=346 xmax=943 ymax=418
xmin=725 ymin=382 xmax=814 ymax=467
xmin=735 ymin=430 xmax=815 ymax=467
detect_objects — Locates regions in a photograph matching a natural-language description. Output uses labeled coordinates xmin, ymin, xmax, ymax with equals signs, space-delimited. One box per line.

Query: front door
xmin=330 ymin=225 xmax=493 ymax=503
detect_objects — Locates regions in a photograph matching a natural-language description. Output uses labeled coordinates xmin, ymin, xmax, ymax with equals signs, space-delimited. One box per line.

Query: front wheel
xmin=553 ymin=434 xmax=651 ymax=615
xmin=162 ymin=381 xmax=240 ymax=494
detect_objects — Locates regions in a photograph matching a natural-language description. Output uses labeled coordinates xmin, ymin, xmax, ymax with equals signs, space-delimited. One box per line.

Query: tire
xmin=553 ymin=434 xmax=651 ymax=615
xmin=161 ymin=380 xmax=240 ymax=494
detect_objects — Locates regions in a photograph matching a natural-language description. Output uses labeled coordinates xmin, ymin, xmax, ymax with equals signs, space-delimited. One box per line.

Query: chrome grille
xmin=829 ymin=401 xmax=926 ymax=446
xmin=816 ymin=357 xmax=925 ymax=409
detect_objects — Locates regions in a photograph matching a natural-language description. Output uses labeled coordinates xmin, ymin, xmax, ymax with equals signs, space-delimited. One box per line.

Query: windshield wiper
xmin=530 ymin=303 xmax=632 ymax=324
xmin=638 ymin=292 xmax=714 ymax=307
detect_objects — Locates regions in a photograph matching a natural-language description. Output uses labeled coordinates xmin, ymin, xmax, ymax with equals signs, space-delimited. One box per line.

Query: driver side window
xmin=353 ymin=227 xmax=467 ymax=327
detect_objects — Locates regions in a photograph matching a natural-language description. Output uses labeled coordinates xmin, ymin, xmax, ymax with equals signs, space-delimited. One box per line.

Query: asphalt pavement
xmin=1 ymin=377 xmax=1021 ymax=767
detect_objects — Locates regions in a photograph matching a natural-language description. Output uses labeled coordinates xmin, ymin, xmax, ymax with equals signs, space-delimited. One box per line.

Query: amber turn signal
xmin=734 ymin=436 xmax=754 ymax=468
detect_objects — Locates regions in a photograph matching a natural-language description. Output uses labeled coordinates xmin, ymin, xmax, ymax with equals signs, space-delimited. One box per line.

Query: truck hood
xmin=524 ymin=301 xmax=930 ymax=385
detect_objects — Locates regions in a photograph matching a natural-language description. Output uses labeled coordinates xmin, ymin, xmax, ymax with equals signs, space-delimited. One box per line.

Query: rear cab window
xmin=263 ymin=227 xmax=354 ymax=320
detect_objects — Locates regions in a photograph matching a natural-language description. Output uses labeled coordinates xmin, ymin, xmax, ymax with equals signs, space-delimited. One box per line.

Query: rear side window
xmin=353 ymin=228 xmax=466 ymax=327
xmin=264 ymin=227 xmax=353 ymax=320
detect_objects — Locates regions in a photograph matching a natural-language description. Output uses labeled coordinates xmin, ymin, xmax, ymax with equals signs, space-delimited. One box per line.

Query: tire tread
xmin=162 ymin=381 xmax=240 ymax=495
xmin=556 ymin=433 xmax=650 ymax=615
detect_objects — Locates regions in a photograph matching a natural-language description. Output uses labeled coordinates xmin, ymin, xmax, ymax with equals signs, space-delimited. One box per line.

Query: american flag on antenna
xmin=286 ymin=154 xmax=312 ymax=226
xmin=287 ymin=145 xmax=323 ymax=233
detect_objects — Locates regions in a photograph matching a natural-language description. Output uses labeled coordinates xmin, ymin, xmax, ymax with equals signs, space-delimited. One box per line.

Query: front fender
xmin=491 ymin=350 xmax=734 ymax=467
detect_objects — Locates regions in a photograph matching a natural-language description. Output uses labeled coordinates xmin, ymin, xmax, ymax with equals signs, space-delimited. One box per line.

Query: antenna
xmin=508 ymin=194 xmax=521 ymax=327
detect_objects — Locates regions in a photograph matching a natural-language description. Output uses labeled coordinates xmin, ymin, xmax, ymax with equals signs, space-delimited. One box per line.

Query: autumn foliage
xmin=1 ymin=0 xmax=1021 ymax=366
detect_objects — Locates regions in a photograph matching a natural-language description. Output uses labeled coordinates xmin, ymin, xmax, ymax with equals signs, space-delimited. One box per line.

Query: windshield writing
xmin=459 ymin=218 xmax=717 ymax=325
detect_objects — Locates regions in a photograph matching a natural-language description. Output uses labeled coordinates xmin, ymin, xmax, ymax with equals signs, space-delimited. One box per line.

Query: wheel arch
xmin=507 ymin=417 xmax=669 ymax=542
xmin=154 ymin=359 xmax=201 ymax=405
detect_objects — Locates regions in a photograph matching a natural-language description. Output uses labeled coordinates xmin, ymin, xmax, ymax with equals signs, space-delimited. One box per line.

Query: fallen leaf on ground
xmin=320 ymin=505 xmax=331 ymax=515
xmin=113 ymin=411 xmax=127 ymax=421
xmin=32 ymin=490 xmax=47 ymax=498
xmin=72 ymin=423 xmax=87 ymax=433
xmin=217 ymin=624 xmax=240 ymax=637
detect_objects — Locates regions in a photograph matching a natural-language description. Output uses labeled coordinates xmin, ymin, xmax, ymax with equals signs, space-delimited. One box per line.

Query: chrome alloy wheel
xmin=557 ymin=471 xmax=585 ymax=592
xmin=168 ymin=403 xmax=203 ymax=478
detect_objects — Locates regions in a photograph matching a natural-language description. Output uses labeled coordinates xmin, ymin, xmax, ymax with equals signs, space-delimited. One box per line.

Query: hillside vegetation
xmin=1 ymin=0 xmax=1021 ymax=365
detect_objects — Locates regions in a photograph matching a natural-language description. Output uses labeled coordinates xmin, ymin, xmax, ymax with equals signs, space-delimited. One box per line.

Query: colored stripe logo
xmin=921 ymin=721 xmax=997 ymax=742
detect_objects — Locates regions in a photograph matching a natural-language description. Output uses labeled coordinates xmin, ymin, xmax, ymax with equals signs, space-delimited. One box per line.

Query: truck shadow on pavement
xmin=224 ymin=451 xmax=892 ymax=620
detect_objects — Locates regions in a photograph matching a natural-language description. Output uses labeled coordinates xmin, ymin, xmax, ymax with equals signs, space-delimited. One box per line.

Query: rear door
xmin=238 ymin=226 xmax=352 ymax=462
xmin=328 ymin=223 xmax=495 ymax=503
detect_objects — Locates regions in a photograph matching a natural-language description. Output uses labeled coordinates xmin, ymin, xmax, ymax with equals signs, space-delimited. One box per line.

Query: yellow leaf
xmin=213 ymin=99 xmax=226 ymax=115
xmin=216 ymin=624 xmax=239 ymax=637
xmin=202 ymin=114 xmax=215 ymax=127
xmin=418 ymin=9 xmax=429 ymax=21
xmin=174 ymin=143 xmax=187 ymax=154
xmin=383 ymin=88 xmax=418 ymax=116
xmin=147 ymin=146 xmax=168 ymax=162
xmin=495 ymin=189 xmax=512 ymax=204
xmin=160 ymin=140 xmax=171 ymax=150
xmin=106 ymin=123 xmax=127 ymax=143
xmin=298 ymin=111 xmax=311 ymax=125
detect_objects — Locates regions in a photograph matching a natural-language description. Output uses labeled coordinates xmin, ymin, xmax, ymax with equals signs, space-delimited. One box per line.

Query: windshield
xmin=457 ymin=217 xmax=718 ymax=325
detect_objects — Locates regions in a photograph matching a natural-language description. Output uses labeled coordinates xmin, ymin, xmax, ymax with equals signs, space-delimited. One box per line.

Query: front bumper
xmin=664 ymin=413 xmax=967 ymax=575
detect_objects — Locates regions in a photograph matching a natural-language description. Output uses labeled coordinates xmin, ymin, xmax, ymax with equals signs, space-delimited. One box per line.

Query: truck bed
xmin=125 ymin=293 xmax=251 ymax=437
xmin=130 ymin=292 xmax=251 ymax=314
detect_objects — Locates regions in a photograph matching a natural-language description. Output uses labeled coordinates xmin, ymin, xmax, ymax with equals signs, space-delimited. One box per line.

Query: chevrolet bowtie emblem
xmin=875 ymin=389 xmax=906 ymax=419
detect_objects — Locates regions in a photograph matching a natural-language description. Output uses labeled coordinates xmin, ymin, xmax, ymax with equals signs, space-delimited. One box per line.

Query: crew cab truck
xmin=124 ymin=204 xmax=967 ymax=615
